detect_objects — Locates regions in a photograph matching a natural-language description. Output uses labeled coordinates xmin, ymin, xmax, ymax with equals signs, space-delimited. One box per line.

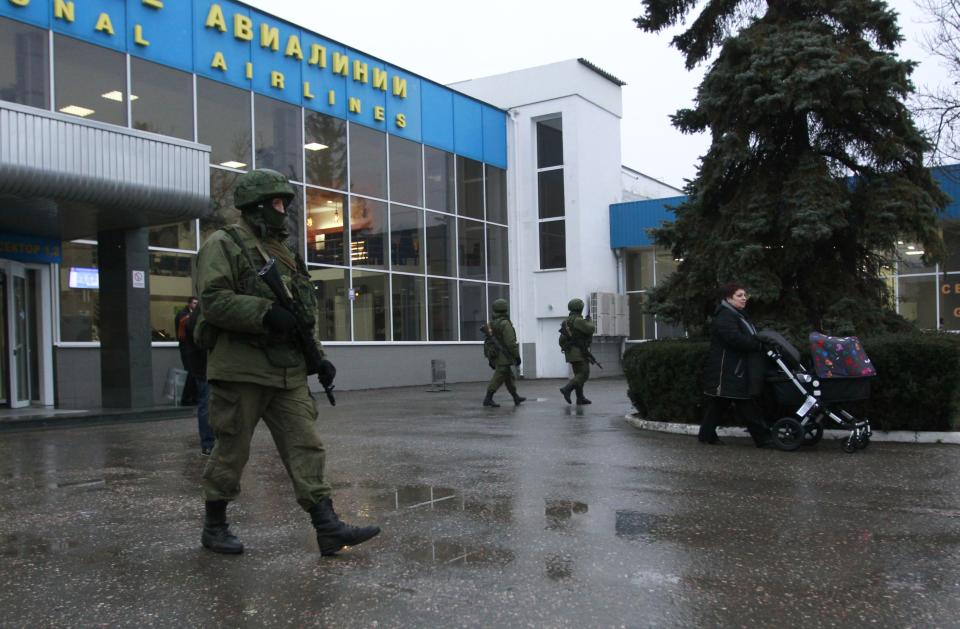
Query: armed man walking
xmin=559 ymin=298 xmax=598 ymax=405
xmin=195 ymin=168 xmax=380 ymax=556
xmin=481 ymin=298 xmax=526 ymax=407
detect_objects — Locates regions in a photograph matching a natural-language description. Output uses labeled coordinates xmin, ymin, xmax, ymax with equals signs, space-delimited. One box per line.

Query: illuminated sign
xmin=0 ymin=0 xmax=507 ymax=166
xmin=0 ymin=233 xmax=62 ymax=263
xmin=68 ymin=267 xmax=99 ymax=290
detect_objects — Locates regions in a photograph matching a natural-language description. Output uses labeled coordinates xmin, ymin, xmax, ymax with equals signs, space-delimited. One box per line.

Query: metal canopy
xmin=0 ymin=101 xmax=210 ymax=240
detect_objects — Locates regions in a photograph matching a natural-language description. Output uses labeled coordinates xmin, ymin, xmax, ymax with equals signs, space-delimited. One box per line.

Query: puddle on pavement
xmin=46 ymin=478 xmax=107 ymax=490
xmin=615 ymin=510 xmax=669 ymax=540
xmin=403 ymin=537 xmax=515 ymax=566
xmin=356 ymin=485 xmax=515 ymax=524
xmin=545 ymin=554 xmax=574 ymax=580
xmin=0 ymin=532 xmax=79 ymax=557
xmin=545 ymin=500 xmax=589 ymax=530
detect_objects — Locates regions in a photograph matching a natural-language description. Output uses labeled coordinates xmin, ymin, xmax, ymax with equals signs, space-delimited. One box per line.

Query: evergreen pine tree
xmin=636 ymin=0 xmax=950 ymax=335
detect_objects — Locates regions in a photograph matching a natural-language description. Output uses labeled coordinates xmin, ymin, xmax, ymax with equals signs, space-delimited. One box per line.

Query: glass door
xmin=8 ymin=263 xmax=30 ymax=407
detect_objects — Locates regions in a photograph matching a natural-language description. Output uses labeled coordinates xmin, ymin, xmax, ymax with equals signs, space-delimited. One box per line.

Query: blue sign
xmin=0 ymin=233 xmax=62 ymax=264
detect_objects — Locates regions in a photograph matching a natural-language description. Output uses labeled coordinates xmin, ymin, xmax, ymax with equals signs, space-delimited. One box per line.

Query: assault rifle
xmin=480 ymin=322 xmax=516 ymax=365
xmin=561 ymin=319 xmax=603 ymax=370
xmin=258 ymin=259 xmax=336 ymax=406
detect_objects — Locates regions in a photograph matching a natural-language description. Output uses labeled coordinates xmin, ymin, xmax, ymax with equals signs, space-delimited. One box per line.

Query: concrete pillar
xmin=97 ymin=228 xmax=153 ymax=408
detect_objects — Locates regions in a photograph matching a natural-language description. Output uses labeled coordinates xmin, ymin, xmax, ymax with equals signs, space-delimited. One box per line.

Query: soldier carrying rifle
xmin=558 ymin=297 xmax=599 ymax=405
xmin=480 ymin=299 xmax=526 ymax=407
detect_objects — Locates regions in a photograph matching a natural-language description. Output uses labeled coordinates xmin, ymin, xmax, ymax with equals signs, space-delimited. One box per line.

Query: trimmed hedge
xmin=624 ymin=333 xmax=960 ymax=432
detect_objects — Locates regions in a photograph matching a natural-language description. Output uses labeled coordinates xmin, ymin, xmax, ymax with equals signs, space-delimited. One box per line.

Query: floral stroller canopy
xmin=809 ymin=332 xmax=876 ymax=379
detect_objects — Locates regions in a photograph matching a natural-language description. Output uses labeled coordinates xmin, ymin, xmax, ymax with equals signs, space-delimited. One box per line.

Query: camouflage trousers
xmin=486 ymin=364 xmax=519 ymax=396
xmin=564 ymin=361 xmax=591 ymax=389
xmin=203 ymin=380 xmax=331 ymax=510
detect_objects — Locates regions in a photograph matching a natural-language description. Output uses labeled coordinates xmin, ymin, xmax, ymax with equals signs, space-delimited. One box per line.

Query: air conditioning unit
xmin=589 ymin=292 xmax=625 ymax=337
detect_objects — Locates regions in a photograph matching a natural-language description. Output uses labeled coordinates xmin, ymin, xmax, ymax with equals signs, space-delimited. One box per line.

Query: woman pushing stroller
xmin=698 ymin=282 xmax=773 ymax=447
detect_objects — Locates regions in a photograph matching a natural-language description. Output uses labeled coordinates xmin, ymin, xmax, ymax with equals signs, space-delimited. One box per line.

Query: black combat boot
xmin=575 ymin=387 xmax=592 ymax=405
xmin=483 ymin=392 xmax=500 ymax=407
xmin=201 ymin=500 xmax=244 ymax=554
xmin=559 ymin=384 xmax=574 ymax=404
xmin=506 ymin=383 xmax=526 ymax=405
xmin=309 ymin=497 xmax=381 ymax=556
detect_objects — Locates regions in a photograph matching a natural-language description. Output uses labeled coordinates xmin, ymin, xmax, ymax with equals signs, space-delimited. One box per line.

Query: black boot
xmin=575 ymin=386 xmax=592 ymax=405
xmin=483 ymin=392 xmax=500 ymax=407
xmin=201 ymin=500 xmax=244 ymax=554
xmin=559 ymin=384 xmax=573 ymax=404
xmin=309 ymin=497 xmax=381 ymax=556
xmin=511 ymin=393 xmax=526 ymax=405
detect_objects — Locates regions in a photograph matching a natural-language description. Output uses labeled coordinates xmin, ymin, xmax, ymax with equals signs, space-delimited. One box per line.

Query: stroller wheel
xmin=801 ymin=421 xmax=824 ymax=446
xmin=771 ymin=417 xmax=804 ymax=451
xmin=841 ymin=435 xmax=858 ymax=453
xmin=856 ymin=433 xmax=870 ymax=449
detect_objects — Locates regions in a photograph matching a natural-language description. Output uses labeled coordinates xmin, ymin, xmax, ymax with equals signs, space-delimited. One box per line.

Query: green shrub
xmin=624 ymin=333 xmax=960 ymax=431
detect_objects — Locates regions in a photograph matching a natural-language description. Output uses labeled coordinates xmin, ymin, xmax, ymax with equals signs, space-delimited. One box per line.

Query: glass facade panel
xmin=149 ymin=222 xmax=197 ymax=251
xmin=537 ymin=118 xmax=563 ymax=168
xmin=457 ymin=156 xmax=484 ymax=219
xmin=54 ymin=35 xmax=126 ymax=126
xmin=306 ymin=188 xmax=347 ymax=266
xmin=625 ymin=250 xmax=655 ymax=291
xmin=941 ymin=274 xmax=960 ymax=331
xmin=459 ymin=281 xmax=486 ymax=341
xmin=424 ymin=146 xmax=455 ymax=213
xmin=628 ymin=293 xmax=654 ymax=340
xmin=255 ymin=94 xmax=303 ymax=183
xmin=203 ymin=167 xmax=242 ymax=242
xmin=426 ymin=211 xmax=456 ymax=277
xmin=942 ymin=220 xmax=960 ymax=272
xmin=198 ymin=78 xmax=251 ymax=169
xmin=898 ymin=275 xmax=937 ymax=330
xmin=59 ymin=243 xmax=99 ymax=342
xmin=486 ymin=165 xmax=507 ymax=224
xmin=130 ymin=57 xmax=193 ymax=140
xmin=487 ymin=224 xmax=509 ymax=283
xmin=488 ymin=284 xmax=509 ymax=310
xmin=350 ymin=197 xmax=388 ymax=270
xmin=392 ymin=274 xmax=426 ymax=341
xmin=539 ymin=221 xmax=566 ymax=269
xmin=310 ymin=267 xmax=350 ymax=341
xmin=0 ymin=17 xmax=48 ymax=109
xmin=390 ymin=205 xmax=424 ymax=274
xmin=349 ymin=124 xmax=387 ymax=199
xmin=389 ymin=136 xmax=423 ymax=207
xmin=353 ymin=270 xmax=388 ymax=341
xmin=655 ymin=248 xmax=679 ymax=284
xmin=149 ymin=252 xmax=195 ymax=342
xmin=897 ymin=241 xmax=935 ymax=274
xmin=304 ymin=111 xmax=347 ymax=190
xmin=428 ymin=277 xmax=458 ymax=341
xmin=284 ymin=184 xmax=304 ymax=254
xmin=538 ymin=170 xmax=565 ymax=219
xmin=458 ymin=218 xmax=485 ymax=280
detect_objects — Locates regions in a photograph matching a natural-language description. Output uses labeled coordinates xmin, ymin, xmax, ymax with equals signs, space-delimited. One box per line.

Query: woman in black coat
xmin=699 ymin=283 xmax=771 ymax=446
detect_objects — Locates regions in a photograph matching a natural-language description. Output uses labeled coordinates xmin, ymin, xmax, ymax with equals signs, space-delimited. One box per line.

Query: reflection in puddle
xmin=46 ymin=478 xmax=106 ymax=490
xmin=404 ymin=537 xmax=514 ymax=566
xmin=615 ymin=510 xmax=667 ymax=539
xmin=545 ymin=500 xmax=589 ymax=530
xmin=545 ymin=554 xmax=573 ymax=580
xmin=0 ymin=532 xmax=79 ymax=557
xmin=363 ymin=486 xmax=515 ymax=524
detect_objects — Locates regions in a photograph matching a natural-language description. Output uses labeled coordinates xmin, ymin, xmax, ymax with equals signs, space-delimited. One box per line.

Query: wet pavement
xmin=1 ymin=377 xmax=958 ymax=627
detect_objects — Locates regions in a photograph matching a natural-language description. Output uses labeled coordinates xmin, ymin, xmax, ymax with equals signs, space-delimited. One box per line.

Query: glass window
xmin=284 ymin=184 xmax=304 ymax=255
xmin=897 ymin=241 xmax=935 ymax=274
xmin=625 ymin=250 xmax=655 ymax=291
xmin=898 ymin=275 xmax=937 ymax=330
xmin=424 ymin=146 xmax=455 ymax=213
xmin=391 ymin=205 xmax=424 ymax=274
xmin=392 ymin=274 xmax=426 ymax=341
xmin=255 ymin=94 xmax=303 ymax=182
xmin=488 ymin=284 xmax=509 ymax=310
xmin=487 ymin=224 xmax=509 ymax=283
xmin=942 ymin=221 xmax=960 ymax=273
xmin=350 ymin=197 xmax=388 ymax=269
xmin=940 ymin=274 xmax=960 ymax=331
xmin=304 ymin=111 xmax=346 ymax=190
xmin=655 ymin=248 xmax=679 ymax=284
xmin=130 ymin=57 xmax=192 ymax=140
xmin=352 ymin=270 xmax=388 ymax=341
xmin=539 ymin=221 xmax=566 ymax=269
xmin=349 ymin=124 xmax=386 ymax=199
xmin=537 ymin=118 xmax=563 ymax=168
xmin=457 ymin=157 xmax=484 ymax=219
xmin=538 ymin=170 xmax=565 ymax=219
xmin=458 ymin=218 xmax=485 ymax=280
xmin=306 ymin=188 xmax=347 ymax=266
xmin=459 ymin=281 xmax=486 ymax=341
xmin=426 ymin=211 xmax=456 ymax=277
xmin=0 ymin=17 xmax=48 ymax=108
xmin=59 ymin=243 xmax=99 ymax=342
xmin=149 ymin=252 xmax=195 ymax=342
xmin=54 ymin=34 xmax=126 ymax=126
xmin=310 ymin=267 xmax=350 ymax=341
xmin=628 ymin=293 xmax=654 ymax=341
xmin=389 ymin=136 xmax=423 ymax=206
xmin=197 ymin=77 xmax=251 ymax=169
xmin=486 ymin=165 xmax=507 ymax=224
xmin=202 ymin=167 xmax=242 ymax=242
xmin=149 ymin=222 xmax=197 ymax=251
xmin=428 ymin=277 xmax=458 ymax=341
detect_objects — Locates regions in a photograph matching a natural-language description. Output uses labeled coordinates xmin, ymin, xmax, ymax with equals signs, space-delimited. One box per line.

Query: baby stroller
xmin=758 ymin=330 xmax=875 ymax=453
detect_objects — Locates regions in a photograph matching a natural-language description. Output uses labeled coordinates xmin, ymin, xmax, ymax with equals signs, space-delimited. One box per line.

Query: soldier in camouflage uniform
xmin=483 ymin=299 xmax=526 ymax=407
xmin=195 ymin=168 xmax=379 ymax=556
xmin=559 ymin=298 xmax=597 ymax=405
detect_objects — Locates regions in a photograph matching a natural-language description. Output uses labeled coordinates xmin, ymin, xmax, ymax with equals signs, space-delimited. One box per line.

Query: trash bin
xmin=164 ymin=368 xmax=188 ymax=405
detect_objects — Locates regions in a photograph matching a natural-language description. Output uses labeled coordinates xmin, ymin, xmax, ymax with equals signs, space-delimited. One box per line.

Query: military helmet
xmin=234 ymin=168 xmax=295 ymax=210
xmin=492 ymin=298 xmax=509 ymax=314
xmin=568 ymin=298 xmax=584 ymax=313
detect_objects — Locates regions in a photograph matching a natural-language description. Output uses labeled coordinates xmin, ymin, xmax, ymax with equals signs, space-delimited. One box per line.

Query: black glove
xmin=317 ymin=359 xmax=336 ymax=388
xmin=263 ymin=303 xmax=297 ymax=333
xmin=488 ymin=360 xmax=496 ymax=370
xmin=515 ymin=356 xmax=522 ymax=366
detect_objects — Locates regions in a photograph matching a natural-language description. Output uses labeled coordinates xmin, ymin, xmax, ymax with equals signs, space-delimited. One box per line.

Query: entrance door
xmin=7 ymin=263 xmax=31 ymax=407
xmin=0 ymin=260 xmax=50 ymax=409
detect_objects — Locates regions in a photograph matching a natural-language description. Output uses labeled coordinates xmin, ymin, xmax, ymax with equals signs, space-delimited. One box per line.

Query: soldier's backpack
xmin=482 ymin=323 xmax=499 ymax=360
xmin=558 ymin=320 xmax=573 ymax=352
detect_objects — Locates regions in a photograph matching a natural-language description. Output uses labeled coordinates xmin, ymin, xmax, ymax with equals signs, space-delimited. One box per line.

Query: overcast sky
xmin=245 ymin=0 xmax=949 ymax=190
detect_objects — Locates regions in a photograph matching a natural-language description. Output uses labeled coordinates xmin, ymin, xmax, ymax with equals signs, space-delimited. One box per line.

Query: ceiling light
xmin=304 ymin=142 xmax=328 ymax=151
xmin=904 ymin=250 xmax=925 ymax=255
xmin=101 ymin=91 xmax=138 ymax=102
xmin=219 ymin=161 xmax=246 ymax=169
xmin=59 ymin=105 xmax=95 ymax=117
